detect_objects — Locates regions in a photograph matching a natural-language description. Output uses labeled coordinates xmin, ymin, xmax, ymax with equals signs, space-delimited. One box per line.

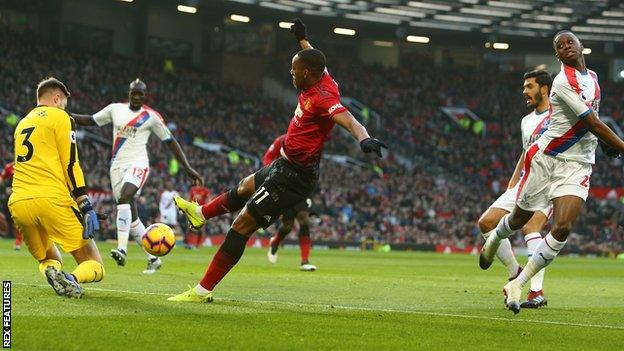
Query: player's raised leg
xmin=477 ymin=207 xmax=520 ymax=277
xmin=520 ymin=210 xmax=549 ymax=308
xmin=174 ymin=173 xmax=255 ymax=229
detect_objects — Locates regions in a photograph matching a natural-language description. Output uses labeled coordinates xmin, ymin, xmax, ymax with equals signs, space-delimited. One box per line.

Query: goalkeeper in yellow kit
xmin=9 ymin=77 xmax=105 ymax=298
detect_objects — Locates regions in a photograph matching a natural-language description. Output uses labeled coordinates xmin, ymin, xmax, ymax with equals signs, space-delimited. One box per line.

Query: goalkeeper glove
xmin=77 ymin=196 xmax=100 ymax=239
xmin=360 ymin=138 xmax=388 ymax=158
xmin=290 ymin=19 xmax=308 ymax=41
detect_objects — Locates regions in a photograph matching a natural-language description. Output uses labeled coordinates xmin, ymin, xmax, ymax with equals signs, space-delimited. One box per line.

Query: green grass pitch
xmin=1 ymin=239 xmax=623 ymax=350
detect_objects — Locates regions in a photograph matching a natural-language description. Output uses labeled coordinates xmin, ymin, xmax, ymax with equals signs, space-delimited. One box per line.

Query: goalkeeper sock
xmin=72 ymin=260 xmax=105 ymax=283
xmin=116 ymin=204 xmax=131 ymax=252
xmin=199 ymin=229 xmax=249 ymax=291
xmin=38 ymin=259 xmax=62 ymax=276
xmin=525 ymin=232 xmax=546 ymax=292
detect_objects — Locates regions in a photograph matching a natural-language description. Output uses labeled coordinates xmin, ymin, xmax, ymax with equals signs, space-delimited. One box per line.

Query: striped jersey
xmin=537 ymin=63 xmax=600 ymax=164
xmin=93 ymin=103 xmax=172 ymax=167
xmin=521 ymin=107 xmax=551 ymax=151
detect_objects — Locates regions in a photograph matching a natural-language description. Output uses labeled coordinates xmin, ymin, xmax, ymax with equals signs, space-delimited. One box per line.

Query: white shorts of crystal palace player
xmin=515 ymin=144 xmax=592 ymax=212
xmin=110 ymin=162 xmax=149 ymax=202
xmin=490 ymin=184 xmax=552 ymax=218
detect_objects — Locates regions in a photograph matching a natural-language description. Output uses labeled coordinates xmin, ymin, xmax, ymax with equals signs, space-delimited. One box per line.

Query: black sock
xmin=226 ymin=188 xmax=248 ymax=213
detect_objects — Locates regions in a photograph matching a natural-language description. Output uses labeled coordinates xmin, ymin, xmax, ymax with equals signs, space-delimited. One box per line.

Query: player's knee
xmin=231 ymin=209 xmax=258 ymax=236
xmin=551 ymin=221 xmax=572 ymax=239
xmin=477 ymin=214 xmax=497 ymax=234
xmin=296 ymin=212 xmax=309 ymax=224
xmin=95 ymin=262 xmax=105 ymax=282
xmin=118 ymin=193 xmax=134 ymax=204
xmin=237 ymin=176 xmax=255 ymax=198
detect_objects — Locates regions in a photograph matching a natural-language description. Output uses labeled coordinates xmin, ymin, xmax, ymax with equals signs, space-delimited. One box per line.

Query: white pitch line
xmin=13 ymin=283 xmax=624 ymax=330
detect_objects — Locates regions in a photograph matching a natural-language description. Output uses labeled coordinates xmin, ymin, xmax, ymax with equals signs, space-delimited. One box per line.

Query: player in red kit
xmin=0 ymin=162 xmax=23 ymax=250
xmin=185 ymin=184 xmax=212 ymax=248
xmin=168 ymin=19 xmax=387 ymax=302
xmin=264 ymin=135 xmax=316 ymax=271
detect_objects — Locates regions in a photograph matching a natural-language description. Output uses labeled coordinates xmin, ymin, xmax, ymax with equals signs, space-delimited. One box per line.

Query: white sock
xmin=483 ymin=228 xmax=519 ymax=277
xmin=116 ymin=204 xmax=132 ymax=252
xmin=495 ymin=214 xmax=514 ymax=239
xmin=498 ymin=238 xmax=520 ymax=278
xmin=130 ymin=218 xmax=157 ymax=260
xmin=194 ymin=284 xmax=211 ymax=296
xmin=525 ymin=232 xmax=546 ymax=291
xmin=516 ymin=233 xmax=565 ymax=287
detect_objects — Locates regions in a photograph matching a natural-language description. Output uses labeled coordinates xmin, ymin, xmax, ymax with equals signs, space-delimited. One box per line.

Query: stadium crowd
xmin=0 ymin=27 xmax=622 ymax=255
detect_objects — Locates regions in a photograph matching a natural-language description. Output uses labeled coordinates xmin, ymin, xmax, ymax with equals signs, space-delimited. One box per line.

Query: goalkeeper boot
xmin=173 ymin=196 xmax=205 ymax=229
xmin=45 ymin=266 xmax=83 ymax=298
xmin=520 ymin=290 xmax=547 ymax=309
xmin=110 ymin=248 xmax=127 ymax=266
xmin=142 ymin=257 xmax=162 ymax=274
xmin=44 ymin=266 xmax=66 ymax=296
xmin=167 ymin=286 xmax=213 ymax=303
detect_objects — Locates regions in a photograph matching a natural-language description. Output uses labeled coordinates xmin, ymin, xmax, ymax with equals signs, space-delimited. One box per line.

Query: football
xmin=141 ymin=223 xmax=176 ymax=256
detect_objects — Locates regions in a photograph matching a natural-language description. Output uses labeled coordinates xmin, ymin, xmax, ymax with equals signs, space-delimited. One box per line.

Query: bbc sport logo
xmin=2 ymin=281 xmax=10 ymax=349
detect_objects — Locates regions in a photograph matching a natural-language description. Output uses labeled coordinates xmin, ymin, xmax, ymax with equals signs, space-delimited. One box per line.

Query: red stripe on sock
xmin=199 ymin=249 xmax=237 ymax=291
xmin=300 ymin=236 xmax=311 ymax=263
xmin=200 ymin=192 xmax=230 ymax=219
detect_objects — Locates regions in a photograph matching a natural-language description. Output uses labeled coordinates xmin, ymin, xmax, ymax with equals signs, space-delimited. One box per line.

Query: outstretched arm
xmin=582 ymin=112 xmax=624 ymax=155
xmin=332 ymin=110 xmax=387 ymax=157
xmin=165 ymin=138 xmax=204 ymax=185
xmin=291 ymin=19 xmax=313 ymax=50
xmin=71 ymin=113 xmax=97 ymax=126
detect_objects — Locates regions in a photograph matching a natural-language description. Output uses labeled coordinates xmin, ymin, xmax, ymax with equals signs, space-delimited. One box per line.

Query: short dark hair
xmin=523 ymin=70 xmax=553 ymax=94
xmin=296 ymin=49 xmax=326 ymax=75
xmin=552 ymin=29 xmax=576 ymax=49
xmin=37 ymin=77 xmax=70 ymax=98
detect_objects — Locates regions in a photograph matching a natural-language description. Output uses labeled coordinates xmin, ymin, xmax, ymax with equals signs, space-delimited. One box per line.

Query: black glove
xmin=290 ymin=18 xmax=307 ymax=41
xmin=360 ymin=138 xmax=388 ymax=158
xmin=599 ymin=139 xmax=621 ymax=158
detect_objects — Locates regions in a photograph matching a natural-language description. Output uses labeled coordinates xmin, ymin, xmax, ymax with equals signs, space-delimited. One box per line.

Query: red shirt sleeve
xmin=315 ymin=90 xmax=346 ymax=118
xmin=263 ymin=135 xmax=285 ymax=166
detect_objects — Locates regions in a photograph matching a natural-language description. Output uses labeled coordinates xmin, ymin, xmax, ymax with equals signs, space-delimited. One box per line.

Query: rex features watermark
xmin=3 ymin=281 xmax=10 ymax=349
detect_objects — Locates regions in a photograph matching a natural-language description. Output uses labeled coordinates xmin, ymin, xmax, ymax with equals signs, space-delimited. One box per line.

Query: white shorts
xmin=160 ymin=210 xmax=178 ymax=226
xmin=516 ymin=144 xmax=592 ymax=212
xmin=110 ymin=163 xmax=149 ymax=202
xmin=490 ymin=186 xmax=552 ymax=218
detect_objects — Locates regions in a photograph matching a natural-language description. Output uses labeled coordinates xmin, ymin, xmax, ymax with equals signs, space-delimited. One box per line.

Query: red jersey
xmin=1 ymin=162 xmax=14 ymax=182
xmin=263 ymin=135 xmax=285 ymax=166
xmin=189 ymin=185 xmax=211 ymax=206
xmin=283 ymin=71 xmax=347 ymax=169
